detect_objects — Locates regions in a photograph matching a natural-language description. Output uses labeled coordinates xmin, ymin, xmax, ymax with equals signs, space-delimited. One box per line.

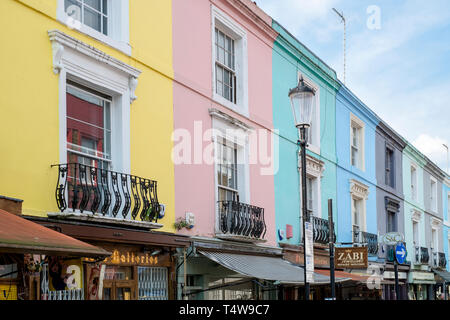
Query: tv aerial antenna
xmin=333 ymin=8 xmax=346 ymax=85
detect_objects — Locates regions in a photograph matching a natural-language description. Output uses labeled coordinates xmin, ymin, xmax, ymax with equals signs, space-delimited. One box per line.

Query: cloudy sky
xmin=255 ymin=0 xmax=450 ymax=174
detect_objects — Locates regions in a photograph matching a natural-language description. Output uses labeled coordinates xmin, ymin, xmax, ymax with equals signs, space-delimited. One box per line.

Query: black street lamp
xmin=288 ymin=75 xmax=316 ymax=301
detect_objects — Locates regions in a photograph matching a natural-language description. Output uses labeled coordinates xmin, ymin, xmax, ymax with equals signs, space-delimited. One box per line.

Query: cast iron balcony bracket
xmin=218 ymin=200 xmax=266 ymax=240
xmin=52 ymin=163 xmax=160 ymax=224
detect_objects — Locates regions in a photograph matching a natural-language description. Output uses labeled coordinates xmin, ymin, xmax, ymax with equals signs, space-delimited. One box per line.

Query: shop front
xmin=407 ymin=270 xmax=436 ymax=300
xmin=0 ymin=207 xmax=110 ymax=300
xmin=28 ymin=216 xmax=190 ymax=300
xmin=179 ymin=238 xmax=332 ymax=301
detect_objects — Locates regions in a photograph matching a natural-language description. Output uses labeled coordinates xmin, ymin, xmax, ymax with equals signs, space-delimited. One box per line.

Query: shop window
xmin=138 ymin=267 xmax=168 ymax=300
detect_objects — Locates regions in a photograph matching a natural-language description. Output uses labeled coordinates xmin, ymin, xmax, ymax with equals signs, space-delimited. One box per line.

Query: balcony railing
xmin=311 ymin=216 xmax=334 ymax=245
xmin=52 ymin=163 xmax=160 ymax=223
xmin=438 ymin=252 xmax=447 ymax=269
xmin=218 ymin=200 xmax=266 ymax=240
xmin=352 ymin=226 xmax=378 ymax=256
xmin=414 ymin=246 xmax=430 ymax=264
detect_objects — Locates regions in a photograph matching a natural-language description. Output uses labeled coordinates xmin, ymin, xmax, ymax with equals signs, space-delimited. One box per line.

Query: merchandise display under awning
xmin=0 ymin=209 xmax=110 ymax=258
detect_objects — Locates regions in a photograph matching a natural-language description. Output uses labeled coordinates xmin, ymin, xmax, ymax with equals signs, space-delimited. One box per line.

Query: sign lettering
xmin=335 ymin=247 xmax=368 ymax=269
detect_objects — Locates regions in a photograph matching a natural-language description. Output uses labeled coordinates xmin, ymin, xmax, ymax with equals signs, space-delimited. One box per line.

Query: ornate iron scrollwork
xmin=53 ymin=163 xmax=159 ymax=223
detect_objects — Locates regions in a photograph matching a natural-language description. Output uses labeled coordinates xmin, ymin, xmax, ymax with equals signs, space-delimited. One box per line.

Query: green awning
xmin=433 ymin=269 xmax=450 ymax=282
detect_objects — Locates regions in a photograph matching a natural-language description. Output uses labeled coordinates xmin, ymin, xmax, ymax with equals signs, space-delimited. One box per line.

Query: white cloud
xmin=412 ymin=134 xmax=449 ymax=173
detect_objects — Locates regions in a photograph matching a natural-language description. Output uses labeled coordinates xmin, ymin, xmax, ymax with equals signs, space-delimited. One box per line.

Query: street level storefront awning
xmin=0 ymin=209 xmax=110 ymax=258
xmin=314 ymin=269 xmax=369 ymax=284
xmin=433 ymin=269 xmax=450 ymax=282
xmin=199 ymin=250 xmax=347 ymax=285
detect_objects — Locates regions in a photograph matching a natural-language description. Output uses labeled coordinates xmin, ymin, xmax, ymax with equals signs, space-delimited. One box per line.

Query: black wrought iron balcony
xmin=218 ymin=200 xmax=266 ymax=240
xmin=311 ymin=216 xmax=334 ymax=245
xmin=438 ymin=252 xmax=447 ymax=269
xmin=413 ymin=246 xmax=429 ymax=264
xmin=52 ymin=163 xmax=160 ymax=223
xmin=352 ymin=227 xmax=378 ymax=256
xmin=361 ymin=231 xmax=378 ymax=255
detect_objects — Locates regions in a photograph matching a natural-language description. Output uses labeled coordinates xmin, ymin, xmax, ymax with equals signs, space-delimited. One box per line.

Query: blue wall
xmin=335 ymin=84 xmax=379 ymax=245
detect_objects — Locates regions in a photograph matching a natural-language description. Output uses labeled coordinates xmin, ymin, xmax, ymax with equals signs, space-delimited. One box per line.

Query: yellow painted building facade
xmin=0 ymin=0 xmax=176 ymax=233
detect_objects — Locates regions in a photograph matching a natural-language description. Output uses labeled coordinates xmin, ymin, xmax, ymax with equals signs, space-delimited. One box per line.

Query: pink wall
xmin=172 ymin=0 xmax=277 ymax=245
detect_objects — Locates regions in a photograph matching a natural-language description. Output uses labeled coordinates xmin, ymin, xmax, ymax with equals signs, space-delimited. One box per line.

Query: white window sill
xmin=213 ymin=93 xmax=249 ymax=118
xmin=56 ymin=15 xmax=131 ymax=56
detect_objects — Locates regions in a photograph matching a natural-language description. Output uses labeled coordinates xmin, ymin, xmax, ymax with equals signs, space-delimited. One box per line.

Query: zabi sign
xmin=335 ymin=247 xmax=368 ymax=269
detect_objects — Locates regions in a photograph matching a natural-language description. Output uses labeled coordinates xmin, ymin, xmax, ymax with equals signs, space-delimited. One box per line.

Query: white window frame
xmin=57 ymin=0 xmax=131 ymax=56
xmin=211 ymin=5 xmax=248 ymax=117
xmin=49 ymin=29 xmax=141 ymax=176
xmin=411 ymin=209 xmax=422 ymax=247
xmin=410 ymin=163 xmax=418 ymax=202
xmin=297 ymin=72 xmax=320 ymax=155
xmin=350 ymin=113 xmax=365 ymax=171
xmin=210 ymin=109 xmax=251 ymax=235
xmin=350 ymin=179 xmax=369 ymax=234
xmin=299 ymin=155 xmax=324 ymax=218
xmin=430 ymin=176 xmax=438 ymax=213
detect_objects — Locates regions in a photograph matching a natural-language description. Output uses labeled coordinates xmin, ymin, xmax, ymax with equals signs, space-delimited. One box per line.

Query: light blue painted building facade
xmin=271 ymin=20 xmax=339 ymax=254
xmin=335 ymin=83 xmax=379 ymax=258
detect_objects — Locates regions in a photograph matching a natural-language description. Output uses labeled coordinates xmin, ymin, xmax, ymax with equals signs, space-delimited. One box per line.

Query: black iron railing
xmin=52 ymin=163 xmax=160 ymax=222
xmin=419 ymin=247 xmax=430 ymax=264
xmin=352 ymin=227 xmax=378 ymax=256
xmin=218 ymin=200 xmax=266 ymax=239
xmin=361 ymin=231 xmax=378 ymax=255
xmin=311 ymin=216 xmax=334 ymax=244
xmin=438 ymin=252 xmax=447 ymax=269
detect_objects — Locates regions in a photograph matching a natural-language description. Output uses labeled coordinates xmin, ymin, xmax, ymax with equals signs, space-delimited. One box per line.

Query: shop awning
xmin=0 ymin=209 xmax=110 ymax=258
xmin=314 ymin=269 xmax=369 ymax=284
xmin=433 ymin=269 xmax=450 ymax=282
xmin=199 ymin=250 xmax=347 ymax=285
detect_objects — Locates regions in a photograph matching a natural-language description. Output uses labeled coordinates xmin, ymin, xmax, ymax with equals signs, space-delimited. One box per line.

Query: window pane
xmin=85 ymin=0 xmax=101 ymax=11
xmin=102 ymin=16 xmax=108 ymax=35
xmin=66 ymin=85 xmax=111 ymax=162
xmin=84 ymin=6 xmax=102 ymax=32
xmin=65 ymin=0 xmax=82 ymax=21
xmin=102 ymin=0 xmax=108 ymax=14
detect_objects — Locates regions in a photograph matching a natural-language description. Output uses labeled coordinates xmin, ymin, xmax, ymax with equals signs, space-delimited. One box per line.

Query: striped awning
xmin=199 ymin=250 xmax=348 ymax=285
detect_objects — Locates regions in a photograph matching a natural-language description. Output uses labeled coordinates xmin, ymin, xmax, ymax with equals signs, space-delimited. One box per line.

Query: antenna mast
xmin=333 ymin=8 xmax=346 ymax=85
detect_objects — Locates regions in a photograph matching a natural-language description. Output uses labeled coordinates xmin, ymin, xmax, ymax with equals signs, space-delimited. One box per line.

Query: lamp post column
xmin=299 ymin=125 xmax=310 ymax=300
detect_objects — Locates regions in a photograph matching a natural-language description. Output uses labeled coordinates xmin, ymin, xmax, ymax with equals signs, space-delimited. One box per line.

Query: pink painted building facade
xmin=172 ymin=0 xmax=278 ymax=249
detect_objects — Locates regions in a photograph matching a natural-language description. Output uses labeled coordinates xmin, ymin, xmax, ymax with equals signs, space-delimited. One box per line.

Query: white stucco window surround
xmin=211 ymin=5 xmax=249 ymax=117
xmin=56 ymin=0 xmax=131 ymax=55
xmin=350 ymin=179 xmax=370 ymax=233
xmin=49 ymin=29 xmax=141 ymax=174
xmin=297 ymin=72 xmax=320 ymax=155
xmin=209 ymin=108 xmax=252 ymax=236
xmin=298 ymin=155 xmax=325 ymax=218
xmin=350 ymin=113 xmax=365 ymax=171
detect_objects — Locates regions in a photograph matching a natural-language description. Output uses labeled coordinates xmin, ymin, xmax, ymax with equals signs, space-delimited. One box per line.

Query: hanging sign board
xmin=305 ymin=222 xmax=314 ymax=282
xmin=335 ymin=247 xmax=368 ymax=269
xmin=380 ymin=232 xmax=404 ymax=246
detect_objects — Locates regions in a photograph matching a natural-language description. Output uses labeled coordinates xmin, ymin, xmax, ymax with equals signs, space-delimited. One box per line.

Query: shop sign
xmin=48 ymin=257 xmax=83 ymax=291
xmin=380 ymin=232 xmax=404 ymax=246
xmin=335 ymin=247 xmax=368 ymax=269
xmin=104 ymin=249 xmax=160 ymax=266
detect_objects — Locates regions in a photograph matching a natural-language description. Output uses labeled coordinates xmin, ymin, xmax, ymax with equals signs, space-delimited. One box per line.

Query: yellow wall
xmin=0 ymin=0 xmax=175 ymax=233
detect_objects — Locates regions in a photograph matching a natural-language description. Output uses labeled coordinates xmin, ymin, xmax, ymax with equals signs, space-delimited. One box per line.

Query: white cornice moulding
xmin=350 ymin=179 xmax=370 ymax=200
xmin=48 ymin=29 xmax=141 ymax=79
xmin=411 ymin=209 xmax=422 ymax=222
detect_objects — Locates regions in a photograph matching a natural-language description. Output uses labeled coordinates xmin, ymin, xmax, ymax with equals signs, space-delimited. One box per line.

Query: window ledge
xmin=56 ymin=14 xmax=131 ymax=56
xmin=212 ymin=93 xmax=249 ymax=118
xmin=215 ymin=233 xmax=267 ymax=244
xmin=48 ymin=211 xmax=163 ymax=230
